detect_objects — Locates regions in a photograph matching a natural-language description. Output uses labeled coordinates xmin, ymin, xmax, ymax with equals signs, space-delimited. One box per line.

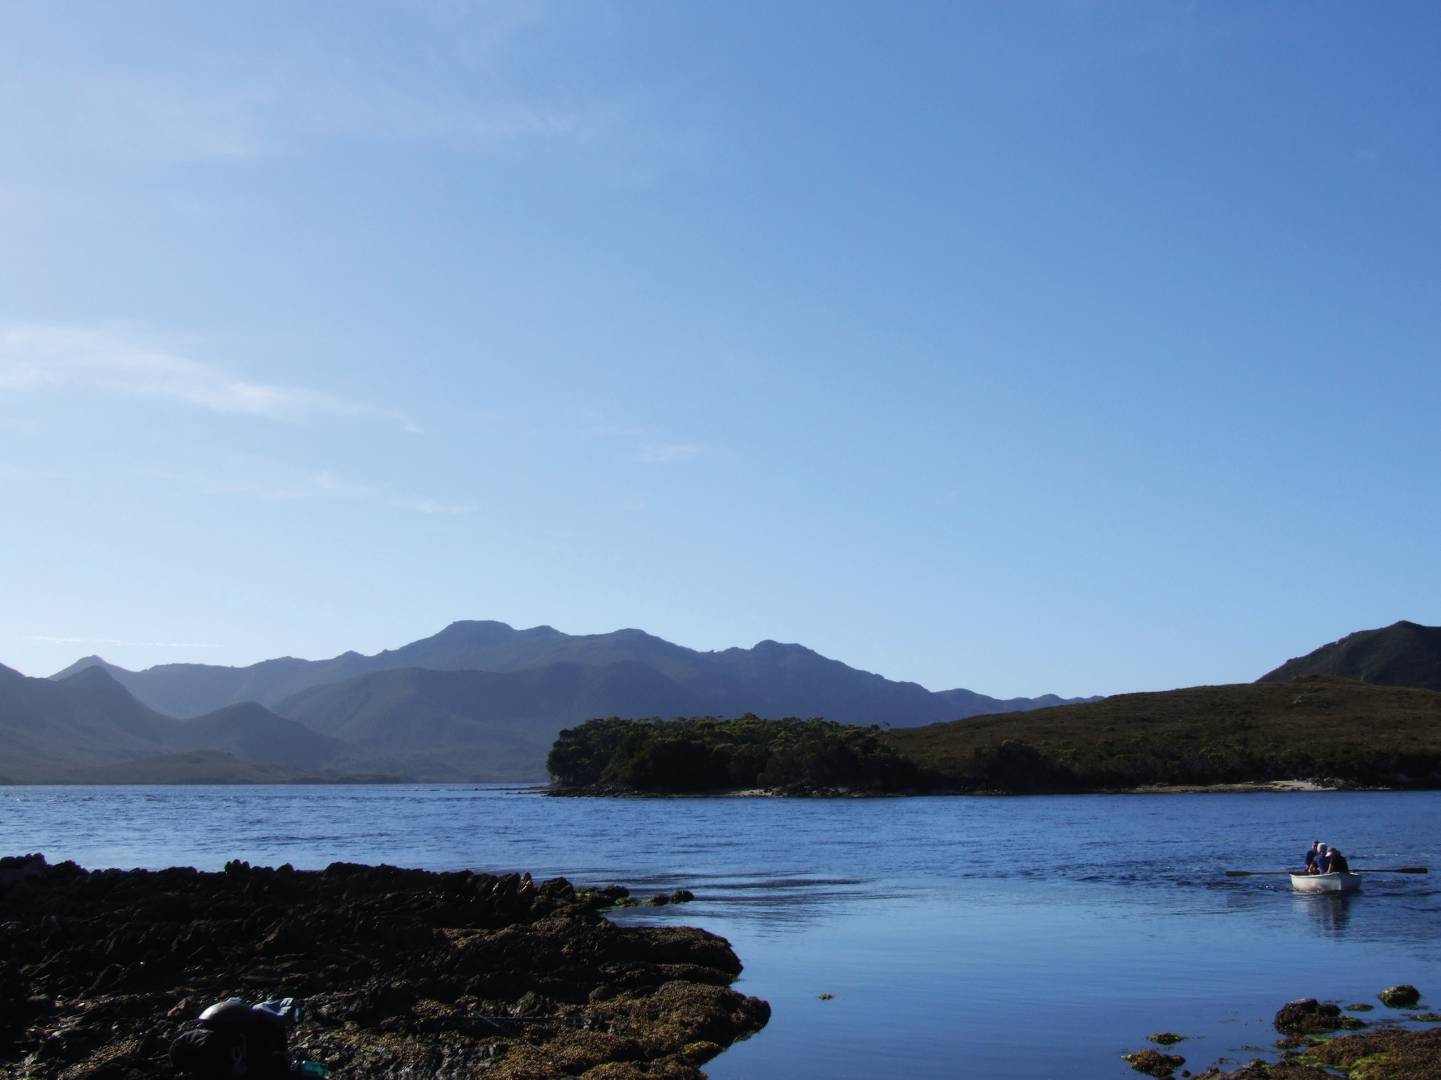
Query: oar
xmin=1227 ymin=865 xmax=1296 ymax=876
xmin=1225 ymin=870 xmax=1293 ymax=876
xmin=1225 ymin=867 xmax=1428 ymax=877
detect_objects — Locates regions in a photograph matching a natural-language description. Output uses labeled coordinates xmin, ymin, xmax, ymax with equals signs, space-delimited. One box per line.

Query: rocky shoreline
xmin=1123 ymin=991 xmax=1441 ymax=1079
xmin=0 ymin=854 xmax=770 ymax=1079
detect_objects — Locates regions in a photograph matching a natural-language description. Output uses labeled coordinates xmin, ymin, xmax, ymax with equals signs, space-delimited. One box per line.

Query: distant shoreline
xmin=5 ymin=778 xmax=1415 ymax=794
xmin=546 ymin=778 xmax=1389 ymax=798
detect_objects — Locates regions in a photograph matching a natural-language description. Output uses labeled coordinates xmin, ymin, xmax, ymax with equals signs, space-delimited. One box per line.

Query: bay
xmin=4 ymin=785 xmax=1439 ymax=1078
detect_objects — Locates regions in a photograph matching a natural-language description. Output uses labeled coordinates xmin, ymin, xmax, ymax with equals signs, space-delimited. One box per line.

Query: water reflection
xmin=1294 ymin=893 xmax=1355 ymax=938
xmin=609 ymin=872 xmax=894 ymax=932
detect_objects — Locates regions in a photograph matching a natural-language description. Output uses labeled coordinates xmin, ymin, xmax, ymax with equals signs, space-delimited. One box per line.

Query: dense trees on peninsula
xmin=547 ymin=716 xmax=922 ymax=792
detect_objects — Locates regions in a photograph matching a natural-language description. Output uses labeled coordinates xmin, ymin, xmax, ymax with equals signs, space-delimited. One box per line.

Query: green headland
xmin=549 ymin=676 xmax=1441 ymax=795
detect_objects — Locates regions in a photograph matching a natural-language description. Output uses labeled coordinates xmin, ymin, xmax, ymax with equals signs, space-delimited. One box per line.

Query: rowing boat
xmin=1290 ymin=872 xmax=1362 ymax=895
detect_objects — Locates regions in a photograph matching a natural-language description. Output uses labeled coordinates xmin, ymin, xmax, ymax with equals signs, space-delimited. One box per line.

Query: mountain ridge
xmin=52 ymin=619 xmax=1092 ymax=725
xmin=0 ymin=664 xmax=354 ymax=782
xmin=27 ymin=619 xmax=1097 ymax=782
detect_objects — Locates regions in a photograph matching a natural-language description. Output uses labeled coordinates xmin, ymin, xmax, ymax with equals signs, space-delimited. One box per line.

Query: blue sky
xmin=2 ymin=1 xmax=1437 ymax=698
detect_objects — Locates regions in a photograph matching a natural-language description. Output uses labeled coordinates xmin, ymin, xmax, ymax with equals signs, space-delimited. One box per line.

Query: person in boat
xmin=1303 ymin=841 xmax=1322 ymax=874
xmin=1314 ymin=843 xmax=1329 ymax=873
xmin=1325 ymin=848 xmax=1350 ymax=874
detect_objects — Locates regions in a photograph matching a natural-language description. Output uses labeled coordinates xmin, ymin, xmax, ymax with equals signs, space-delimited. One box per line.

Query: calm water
xmin=4 ymin=786 xmax=1440 ymax=1078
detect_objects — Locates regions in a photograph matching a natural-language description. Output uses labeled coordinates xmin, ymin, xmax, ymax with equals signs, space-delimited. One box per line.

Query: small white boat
xmin=1290 ymin=872 xmax=1362 ymax=894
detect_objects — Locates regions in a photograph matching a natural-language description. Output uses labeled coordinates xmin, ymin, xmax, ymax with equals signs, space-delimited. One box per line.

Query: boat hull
xmin=1290 ymin=872 xmax=1362 ymax=894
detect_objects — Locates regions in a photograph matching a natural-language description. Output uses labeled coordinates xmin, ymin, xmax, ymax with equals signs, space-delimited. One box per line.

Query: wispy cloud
xmin=0 ymin=5 xmax=661 ymax=171
xmin=0 ymin=323 xmax=417 ymax=430
xmin=581 ymin=422 xmax=648 ymax=440
xmin=30 ymin=635 xmax=220 ymax=650
xmin=69 ymin=75 xmax=269 ymax=162
xmin=205 ymin=468 xmax=381 ymax=503
xmin=150 ymin=463 xmax=476 ymax=517
xmin=390 ymin=495 xmax=479 ymax=515
xmin=637 ymin=441 xmax=707 ymax=464
xmin=580 ymin=412 xmax=711 ymax=465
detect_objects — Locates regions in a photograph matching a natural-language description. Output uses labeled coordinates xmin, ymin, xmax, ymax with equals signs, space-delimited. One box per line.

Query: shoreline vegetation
xmin=547 ymin=677 xmax=1441 ymax=797
xmin=0 ymin=854 xmax=769 ymax=1079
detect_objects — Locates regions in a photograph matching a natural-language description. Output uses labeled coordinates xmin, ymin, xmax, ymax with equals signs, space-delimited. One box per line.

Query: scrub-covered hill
xmin=886 ymin=676 xmax=1441 ymax=792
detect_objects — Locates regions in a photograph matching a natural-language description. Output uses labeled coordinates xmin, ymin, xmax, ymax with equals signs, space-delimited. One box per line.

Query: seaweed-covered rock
xmin=1194 ymin=1059 xmax=1333 ymax=1079
xmin=1308 ymin=1025 xmax=1441 ymax=1079
xmin=1196 ymin=997 xmax=1441 ymax=1080
xmin=0 ymin=854 xmax=769 ymax=1079
xmin=1123 ymin=1048 xmax=1185 ymax=1076
xmin=1147 ymin=1032 xmax=1186 ymax=1045
xmin=1273 ymin=998 xmax=1344 ymax=1034
xmin=1378 ymin=984 xmax=1421 ymax=1007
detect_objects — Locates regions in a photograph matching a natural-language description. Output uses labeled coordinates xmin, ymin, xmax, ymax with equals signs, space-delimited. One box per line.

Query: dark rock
xmin=1124 ymin=1048 xmax=1186 ymax=1076
xmin=0 ymin=857 xmax=769 ymax=1079
xmin=88 ymin=963 xmax=126 ymax=994
xmin=1379 ymin=984 xmax=1421 ymax=1007
xmin=0 ymin=853 xmax=48 ymax=894
xmin=1274 ymin=998 xmax=1345 ymax=1034
xmin=1195 ymin=997 xmax=1441 ymax=1079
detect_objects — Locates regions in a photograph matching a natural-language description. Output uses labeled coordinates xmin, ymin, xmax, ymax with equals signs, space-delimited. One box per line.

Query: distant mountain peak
xmin=440 ymin=619 xmax=516 ymax=634
xmin=607 ymin=627 xmax=668 ymax=643
xmin=60 ymin=664 xmax=123 ymax=686
xmin=50 ymin=655 xmax=131 ymax=681
xmin=751 ymin=639 xmax=815 ymax=655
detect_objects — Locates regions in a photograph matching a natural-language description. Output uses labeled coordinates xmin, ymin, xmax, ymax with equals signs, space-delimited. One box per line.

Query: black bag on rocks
xmin=169 ymin=1027 xmax=248 ymax=1078
xmin=170 ymin=997 xmax=295 ymax=1078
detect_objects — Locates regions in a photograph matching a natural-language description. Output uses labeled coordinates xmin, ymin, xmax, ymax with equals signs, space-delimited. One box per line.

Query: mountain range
xmin=6 ymin=620 xmax=1094 ymax=783
xmin=13 ymin=617 xmax=1434 ymax=786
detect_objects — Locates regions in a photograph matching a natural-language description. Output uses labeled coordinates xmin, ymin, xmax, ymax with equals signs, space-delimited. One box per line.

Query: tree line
xmin=547 ymin=715 xmax=922 ymax=793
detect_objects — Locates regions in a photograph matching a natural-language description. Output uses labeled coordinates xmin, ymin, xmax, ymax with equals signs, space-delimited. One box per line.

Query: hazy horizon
xmin=3 ymin=2 xmax=1437 ymax=697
